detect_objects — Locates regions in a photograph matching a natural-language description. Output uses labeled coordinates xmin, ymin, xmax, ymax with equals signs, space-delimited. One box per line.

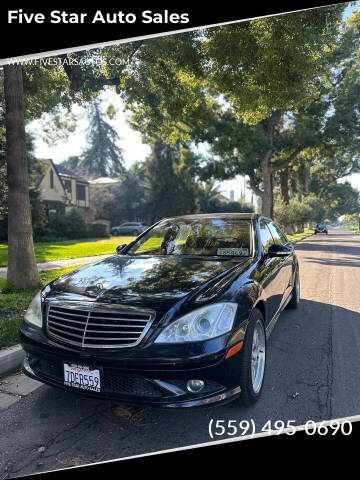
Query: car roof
xmin=163 ymin=213 xmax=259 ymax=221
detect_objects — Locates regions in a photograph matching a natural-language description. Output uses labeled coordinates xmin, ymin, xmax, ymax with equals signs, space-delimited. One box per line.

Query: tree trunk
xmin=280 ymin=168 xmax=290 ymax=204
xmin=261 ymin=158 xmax=273 ymax=218
xmin=4 ymin=64 xmax=40 ymax=289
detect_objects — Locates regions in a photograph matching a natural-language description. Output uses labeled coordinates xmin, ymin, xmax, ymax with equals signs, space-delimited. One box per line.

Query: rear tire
xmin=132 ymin=230 xmax=139 ymax=236
xmin=287 ymin=270 xmax=300 ymax=309
xmin=235 ymin=308 xmax=266 ymax=406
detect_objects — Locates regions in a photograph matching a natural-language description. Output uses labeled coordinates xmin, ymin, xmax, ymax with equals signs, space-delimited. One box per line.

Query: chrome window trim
xmin=45 ymin=300 xmax=155 ymax=349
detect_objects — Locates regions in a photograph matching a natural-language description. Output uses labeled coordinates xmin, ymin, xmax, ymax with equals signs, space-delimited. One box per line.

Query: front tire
xmin=236 ymin=309 xmax=266 ymax=406
xmin=287 ymin=270 xmax=300 ymax=309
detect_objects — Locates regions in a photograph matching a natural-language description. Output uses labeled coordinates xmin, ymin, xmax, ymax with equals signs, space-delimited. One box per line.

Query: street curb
xmin=0 ymin=234 xmax=314 ymax=379
xmin=0 ymin=344 xmax=24 ymax=378
xmin=291 ymin=233 xmax=313 ymax=245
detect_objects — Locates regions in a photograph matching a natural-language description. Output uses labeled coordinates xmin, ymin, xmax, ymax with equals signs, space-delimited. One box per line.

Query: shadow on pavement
xmin=296 ymin=236 xmax=360 ymax=264
xmin=302 ymin=256 xmax=360 ymax=267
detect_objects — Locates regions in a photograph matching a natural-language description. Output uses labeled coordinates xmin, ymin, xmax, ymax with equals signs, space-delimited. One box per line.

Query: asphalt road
xmin=1 ymin=228 xmax=360 ymax=477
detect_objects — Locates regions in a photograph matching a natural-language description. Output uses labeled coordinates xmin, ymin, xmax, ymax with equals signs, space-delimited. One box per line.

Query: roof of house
xmin=55 ymin=164 xmax=89 ymax=184
xmin=89 ymin=176 xmax=151 ymax=190
xmin=89 ymin=177 xmax=122 ymax=184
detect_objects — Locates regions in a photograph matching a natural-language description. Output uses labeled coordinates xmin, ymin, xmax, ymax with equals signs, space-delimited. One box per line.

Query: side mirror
xmin=266 ymin=243 xmax=291 ymax=258
xmin=116 ymin=244 xmax=127 ymax=254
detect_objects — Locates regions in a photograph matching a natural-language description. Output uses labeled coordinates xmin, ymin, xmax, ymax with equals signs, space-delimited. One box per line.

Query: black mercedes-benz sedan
xmin=20 ymin=213 xmax=300 ymax=408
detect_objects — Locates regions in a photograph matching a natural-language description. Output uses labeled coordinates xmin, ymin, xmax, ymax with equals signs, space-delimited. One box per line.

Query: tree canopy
xmin=101 ymin=5 xmax=359 ymax=217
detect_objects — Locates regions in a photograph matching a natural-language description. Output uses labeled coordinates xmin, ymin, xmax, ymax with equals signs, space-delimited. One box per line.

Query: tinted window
xmin=267 ymin=221 xmax=287 ymax=245
xmin=259 ymin=218 xmax=274 ymax=252
xmin=127 ymin=218 xmax=253 ymax=257
xmin=76 ymin=184 xmax=86 ymax=201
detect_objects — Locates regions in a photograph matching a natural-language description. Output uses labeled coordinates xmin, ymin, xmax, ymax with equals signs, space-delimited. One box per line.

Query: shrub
xmin=274 ymin=198 xmax=312 ymax=233
xmin=43 ymin=208 xmax=87 ymax=240
xmin=63 ymin=208 xmax=88 ymax=239
xmin=87 ymin=223 xmax=110 ymax=238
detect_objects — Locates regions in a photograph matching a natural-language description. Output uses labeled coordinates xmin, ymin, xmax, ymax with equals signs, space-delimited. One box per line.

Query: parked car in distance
xmin=111 ymin=222 xmax=147 ymax=236
xmin=20 ymin=213 xmax=300 ymax=408
xmin=314 ymin=224 xmax=328 ymax=235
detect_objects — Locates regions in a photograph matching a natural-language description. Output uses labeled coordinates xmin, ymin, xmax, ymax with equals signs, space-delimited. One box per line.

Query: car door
xmin=256 ymin=218 xmax=286 ymax=322
xmin=120 ymin=223 xmax=130 ymax=235
xmin=266 ymin=220 xmax=293 ymax=307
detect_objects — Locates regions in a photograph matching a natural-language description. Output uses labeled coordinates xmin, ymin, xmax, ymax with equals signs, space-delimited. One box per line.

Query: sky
xmin=30 ymin=1 xmax=360 ymax=201
xmin=30 ymin=90 xmax=151 ymax=171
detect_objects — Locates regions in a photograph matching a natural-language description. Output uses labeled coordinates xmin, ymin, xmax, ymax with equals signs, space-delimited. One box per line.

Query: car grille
xmin=104 ymin=374 xmax=163 ymax=396
xmin=46 ymin=304 xmax=153 ymax=349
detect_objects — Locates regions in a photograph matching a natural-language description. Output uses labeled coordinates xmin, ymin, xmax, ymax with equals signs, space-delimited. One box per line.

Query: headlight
xmin=155 ymin=303 xmax=237 ymax=344
xmin=24 ymin=291 xmax=42 ymax=328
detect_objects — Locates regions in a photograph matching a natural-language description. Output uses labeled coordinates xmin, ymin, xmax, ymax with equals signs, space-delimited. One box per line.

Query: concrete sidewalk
xmin=0 ymin=254 xmax=112 ymax=277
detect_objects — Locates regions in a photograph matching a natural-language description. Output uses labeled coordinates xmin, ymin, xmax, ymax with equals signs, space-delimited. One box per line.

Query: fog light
xmin=187 ymin=379 xmax=205 ymax=393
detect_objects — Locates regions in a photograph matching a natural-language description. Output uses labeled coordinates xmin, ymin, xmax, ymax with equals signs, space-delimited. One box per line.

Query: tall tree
xmin=4 ymin=65 xmax=40 ymax=288
xmin=0 ymin=108 xmax=7 ymax=224
xmin=101 ymin=172 xmax=149 ymax=226
xmin=81 ymin=101 xmax=125 ymax=178
xmin=196 ymin=181 xmax=221 ymax=213
xmin=2 ymin=51 xmax=106 ymax=287
xmin=146 ymin=140 xmax=199 ymax=222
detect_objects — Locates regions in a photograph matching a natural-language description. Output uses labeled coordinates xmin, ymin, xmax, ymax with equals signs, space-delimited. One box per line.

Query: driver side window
xmin=259 ymin=218 xmax=274 ymax=252
xmin=267 ymin=221 xmax=288 ymax=245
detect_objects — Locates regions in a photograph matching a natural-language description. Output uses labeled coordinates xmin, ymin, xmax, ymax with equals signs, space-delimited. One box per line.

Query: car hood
xmin=47 ymin=254 xmax=249 ymax=313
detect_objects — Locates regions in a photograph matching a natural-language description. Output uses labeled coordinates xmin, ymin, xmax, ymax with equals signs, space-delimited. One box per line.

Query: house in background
xmin=88 ymin=176 xmax=151 ymax=227
xmin=37 ymin=159 xmax=90 ymax=217
xmin=56 ymin=164 xmax=90 ymax=210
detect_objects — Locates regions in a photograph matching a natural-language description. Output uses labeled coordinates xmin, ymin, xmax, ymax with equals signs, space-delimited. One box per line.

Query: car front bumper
xmin=20 ymin=322 xmax=243 ymax=408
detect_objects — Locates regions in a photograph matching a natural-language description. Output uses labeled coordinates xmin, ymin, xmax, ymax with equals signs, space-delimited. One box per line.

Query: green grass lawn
xmin=0 ymin=265 xmax=84 ymax=349
xmin=287 ymin=228 xmax=314 ymax=242
xmin=343 ymin=226 xmax=359 ymax=232
xmin=0 ymin=236 xmax=136 ymax=267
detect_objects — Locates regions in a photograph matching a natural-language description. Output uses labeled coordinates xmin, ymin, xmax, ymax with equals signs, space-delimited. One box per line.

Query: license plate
xmin=63 ymin=363 xmax=101 ymax=392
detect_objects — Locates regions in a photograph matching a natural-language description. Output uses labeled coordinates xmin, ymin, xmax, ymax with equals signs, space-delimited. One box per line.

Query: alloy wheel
xmin=251 ymin=320 xmax=266 ymax=394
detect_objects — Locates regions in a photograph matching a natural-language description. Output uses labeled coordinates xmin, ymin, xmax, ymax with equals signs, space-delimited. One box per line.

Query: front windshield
xmin=126 ymin=218 xmax=253 ymax=257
